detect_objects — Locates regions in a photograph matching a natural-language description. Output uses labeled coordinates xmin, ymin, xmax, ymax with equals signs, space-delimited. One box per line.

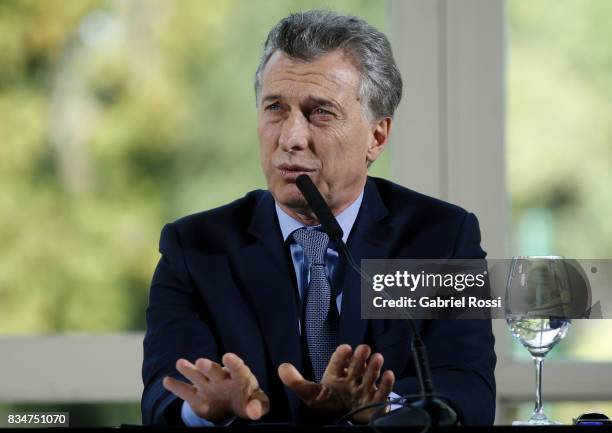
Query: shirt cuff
xmin=181 ymin=400 xmax=237 ymax=427
xmin=388 ymin=391 xmax=404 ymax=412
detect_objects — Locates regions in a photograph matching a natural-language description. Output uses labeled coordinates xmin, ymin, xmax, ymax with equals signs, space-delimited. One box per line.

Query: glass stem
xmin=533 ymin=356 xmax=544 ymax=415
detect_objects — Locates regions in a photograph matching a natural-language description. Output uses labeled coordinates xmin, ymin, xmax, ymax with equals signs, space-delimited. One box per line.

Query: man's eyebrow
xmin=305 ymin=96 xmax=342 ymax=111
xmin=261 ymin=94 xmax=282 ymax=103
xmin=260 ymin=94 xmax=343 ymax=111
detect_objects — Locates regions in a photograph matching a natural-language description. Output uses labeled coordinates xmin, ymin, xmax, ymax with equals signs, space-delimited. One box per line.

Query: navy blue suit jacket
xmin=141 ymin=177 xmax=496 ymax=425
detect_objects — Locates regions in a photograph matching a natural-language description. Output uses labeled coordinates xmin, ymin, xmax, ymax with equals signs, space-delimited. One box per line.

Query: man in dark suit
xmin=142 ymin=10 xmax=496 ymax=426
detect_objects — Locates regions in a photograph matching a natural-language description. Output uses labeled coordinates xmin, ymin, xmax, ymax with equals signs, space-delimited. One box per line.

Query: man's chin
xmin=272 ymin=185 xmax=311 ymax=213
xmin=281 ymin=195 xmax=310 ymax=213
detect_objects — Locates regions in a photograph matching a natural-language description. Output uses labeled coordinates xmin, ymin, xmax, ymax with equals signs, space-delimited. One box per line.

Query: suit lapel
xmin=339 ymin=178 xmax=397 ymax=349
xmin=233 ymin=192 xmax=302 ymax=420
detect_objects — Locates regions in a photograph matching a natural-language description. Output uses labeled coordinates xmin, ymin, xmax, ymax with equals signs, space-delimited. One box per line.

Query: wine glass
xmin=505 ymin=256 xmax=572 ymax=425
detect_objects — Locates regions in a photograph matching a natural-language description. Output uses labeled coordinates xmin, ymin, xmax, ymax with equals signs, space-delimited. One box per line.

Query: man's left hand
xmin=278 ymin=344 xmax=394 ymax=424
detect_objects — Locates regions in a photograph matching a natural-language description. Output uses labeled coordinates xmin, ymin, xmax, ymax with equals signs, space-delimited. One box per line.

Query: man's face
xmin=257 ymin=50 xmax=386 ymax=216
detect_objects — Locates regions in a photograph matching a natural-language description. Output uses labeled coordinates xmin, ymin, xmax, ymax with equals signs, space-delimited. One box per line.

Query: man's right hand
xmin=162 ymin=353 xmax=270 ymax=423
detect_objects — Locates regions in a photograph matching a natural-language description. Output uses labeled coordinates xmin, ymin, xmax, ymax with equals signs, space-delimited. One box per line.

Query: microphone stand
xmin=295 ymin=175 xmax=458 ymax=427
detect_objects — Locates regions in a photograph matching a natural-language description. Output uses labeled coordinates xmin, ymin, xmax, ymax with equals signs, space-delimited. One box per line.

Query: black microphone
xmin=295 ymin=175 xmax=370 ymax=285
xmin=295 ymin=175 xmax=343 ymax=240
xmin=295 ymin=174 xmax=458 ymax=427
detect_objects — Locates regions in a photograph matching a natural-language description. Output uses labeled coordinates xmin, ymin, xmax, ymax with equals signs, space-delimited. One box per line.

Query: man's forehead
xmin=261 ymin=50 xmax=361 ymax=96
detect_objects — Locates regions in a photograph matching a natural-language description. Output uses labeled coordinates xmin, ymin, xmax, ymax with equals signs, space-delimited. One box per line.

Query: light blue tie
xmin=292 ymin=228 xmax=339 ymax=383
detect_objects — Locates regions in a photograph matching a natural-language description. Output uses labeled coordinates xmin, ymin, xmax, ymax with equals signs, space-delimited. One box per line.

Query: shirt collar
xmin=275 ymin=190 xmax=364 ymax=244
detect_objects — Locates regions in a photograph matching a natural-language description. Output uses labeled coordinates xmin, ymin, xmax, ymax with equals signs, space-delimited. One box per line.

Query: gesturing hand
xmin=163 ymin=353 xmax=270 ymax=423
xmin=278 ymin=344 xmax=394 ymax=424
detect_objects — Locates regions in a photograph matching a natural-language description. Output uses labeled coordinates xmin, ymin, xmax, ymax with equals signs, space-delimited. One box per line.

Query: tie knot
xmin=292 ymin=228 xmax=330 ymax=266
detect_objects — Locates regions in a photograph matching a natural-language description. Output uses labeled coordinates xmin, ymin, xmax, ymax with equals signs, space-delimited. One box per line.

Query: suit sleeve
xmin=393 ymin=212 xmax=497 ymax=425
xmin=141 ymin=223 xmax=220 ymax=425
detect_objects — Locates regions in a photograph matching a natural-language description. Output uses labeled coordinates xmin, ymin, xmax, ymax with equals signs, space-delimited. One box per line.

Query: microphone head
xmin=295 ymin=175 xmax=344 ymax=240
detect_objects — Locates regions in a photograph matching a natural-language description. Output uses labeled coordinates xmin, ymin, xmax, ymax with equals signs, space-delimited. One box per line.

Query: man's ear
xmin=366 ymin=117 xmax=392 ymax=164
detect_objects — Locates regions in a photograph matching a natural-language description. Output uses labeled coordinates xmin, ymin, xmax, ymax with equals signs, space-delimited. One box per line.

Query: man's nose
xmin=278 ymin=111 xmax=310 ymax=152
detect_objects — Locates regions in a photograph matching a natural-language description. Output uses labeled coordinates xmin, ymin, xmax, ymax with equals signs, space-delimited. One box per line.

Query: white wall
xmin=390 ymin=0 xmax=507 ymax=259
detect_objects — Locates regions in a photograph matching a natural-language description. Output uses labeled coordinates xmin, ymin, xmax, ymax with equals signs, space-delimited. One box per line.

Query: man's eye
xmin=265 ymin=102 xmax=281 ymax=111
xmin=311 ymin=108 xmax=333 ymax=116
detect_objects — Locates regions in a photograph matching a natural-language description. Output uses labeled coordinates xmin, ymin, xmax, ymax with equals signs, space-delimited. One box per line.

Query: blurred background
xmin=0 ymin=0 xmax=610 ymax=426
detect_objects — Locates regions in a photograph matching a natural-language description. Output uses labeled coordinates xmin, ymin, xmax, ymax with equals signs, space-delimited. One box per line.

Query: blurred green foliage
xmin=509 ymin=0 xmax=612 ymax=257
xmin=0 ymin=1 xmax=388 ymax=333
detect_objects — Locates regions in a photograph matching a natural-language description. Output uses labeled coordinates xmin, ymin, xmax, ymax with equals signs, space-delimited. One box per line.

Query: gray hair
xmin=254 ymin=10 xmax=402 ymax=120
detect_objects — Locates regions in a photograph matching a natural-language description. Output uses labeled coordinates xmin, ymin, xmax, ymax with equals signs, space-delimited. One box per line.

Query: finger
xmin=245 ymin=389 xmax=270 ymax=420
xmin=222 ymin=353 xmax=256 ymax=386
xmin=163 ymin=376 xmax=197 ymax=403
xmin=223 ymin=353 xmax=260 ymax=395
xmin=277 ymin=362 xmax=304 ymax=388
xmin=361 ymin=352 xmax=384 ymax=390
xmin=245 ymin=399 xmax=263 ymax=420
xmin=325 ymin=344 xmax=352 ymax=377
xmin=176 ymin=359 xmax=209 ymax=388
xmin=373 ymin=370 xmax=395 ymax=402
xmin=347 ymin=344 xmax=371 ymax=384
xmin=278 ymin=363 xmax=322 ymax=403
xmin=195 ymin=358 xmax=229 ymax=382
